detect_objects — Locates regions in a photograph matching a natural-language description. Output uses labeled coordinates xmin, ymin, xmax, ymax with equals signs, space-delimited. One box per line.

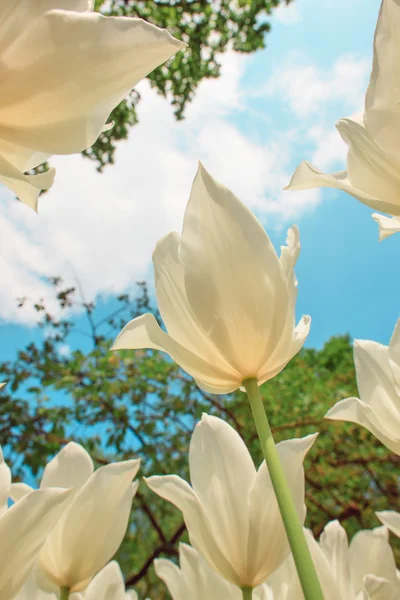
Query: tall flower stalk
xmin=244 ymin=379 xmax=324 ymax=600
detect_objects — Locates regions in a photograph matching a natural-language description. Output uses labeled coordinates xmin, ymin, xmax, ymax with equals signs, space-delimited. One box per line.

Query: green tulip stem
xmin=60 ymin=587 xmax=70 ymax=600
xmin=243 ymin=378 xmax=323 ymax=600
xmin=242 ymin=587 xmax=252 ymax=600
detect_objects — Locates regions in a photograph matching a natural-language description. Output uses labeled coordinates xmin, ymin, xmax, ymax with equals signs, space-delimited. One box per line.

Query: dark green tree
xmin=1 ymin=280 xmax=399 ymax=598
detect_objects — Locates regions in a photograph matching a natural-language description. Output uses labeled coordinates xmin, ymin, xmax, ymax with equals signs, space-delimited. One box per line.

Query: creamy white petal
xmin=372 ymin=213 xmax=400 ymax=240
xmin=349 ymin=527 xmax=399 ymax=598
xmin=0 ymin=487 xmax=71 ymax=600
xmin=179 ymin=163 xmax=289 ymax=378
xmin=10 ymin=482 xmax=34 ymax=501
xmin=153 ymin=231 xmax=237 ymax=373
xmin=0 ymin=14 xmax=185 ymax=155
xmin=0 ymin=383 xmax=5 ymax=389
xmin=247 ymin=435 xmax=317 ymax=586
xmin=268 ymin=528 xmax=341 ymax=600
xmin=0 ymin=153 xmax=55 ymax=211
xmin=286 ymin=119 xmax=400 ymax=217
xmin=319 ymin=521 xmax=354 ymax=599
xmin=145 ymin=474 xmax=240 ymax=586
xmin=112 ymin=313 xmax=240 ymax=394
xmin=388 ymin=319 xmax=400 ymax=392
xmin=155 ymin=558 xmax=183 ymax=600
xmin=362 ymin=574 xmax=392 ymax=600
xmin=376 ymin=511 xmax=400 ymax=539
xmin=338 ymin=118 xmax=400 ymax=215
xmin=325 ymin=397 xmax=400 ymax=455
xmin=364 ymin=0 xmax=400 ymax=162
xmin=0 ymin=447 xmax=11 ymax=515
xmin=189 ymin=415 xmax=255 ymax=580
xmin=326 ymin=336 xmax=400 ymax=454
xmin=14 ymin=574 xmax=56 ymax=600
xmin=40 ymin=459 xmax=140 ymax=591
xmin=40 ymin=442 xmax=94 ymax=490
xmin=83 ymin=561 xmax=126 ymax=600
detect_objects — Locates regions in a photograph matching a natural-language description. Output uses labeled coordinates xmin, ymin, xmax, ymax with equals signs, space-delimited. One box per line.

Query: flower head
xmin=325 ymin=319 xmax=400 ymax=455
xmin=146 ymin=414 xmax=317 ymax=588
xmin=0 ymin=447 xmax=71 ymax=600
xmin=0 ymin=0 xmax=185 ymax=211
xmin=113 ymin=164 xmax=310 ymax=395
xmin=10 ymin=442 xmax=140 ymax=592
xmin=155 ymin=543 xmax=272 ymax=600
xmin=269 ymin=521 xmax=400 ymax=600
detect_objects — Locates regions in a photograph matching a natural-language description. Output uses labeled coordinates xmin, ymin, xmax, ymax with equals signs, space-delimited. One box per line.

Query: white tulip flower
xmin=0 ymin=0 xmax=185 ymax=211
xmin=112 ymin=164 xmax=310 ymax=395
xmin=155 ymin=543 xmax=273 ymax=600
xmin=146 ymin=414 xmax=317 ymax=589
xmin=10 ymin=442 xmax=140 ymax=593
xmin=0 ymin=447 xmax=71 ymax=600
xmin=269 ymin=522 xmax=400 ymax=600
xmin=286 ymin=0 xmax=400 ymax=241
xmin=325 ymin=320 xmax=400 ymax=455
xmin=70 ymin=561 xmax=138 ymax=600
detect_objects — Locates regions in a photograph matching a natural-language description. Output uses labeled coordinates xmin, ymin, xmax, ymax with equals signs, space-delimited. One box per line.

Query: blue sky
xmin=1 ymin=0 xmax=394 ymax=364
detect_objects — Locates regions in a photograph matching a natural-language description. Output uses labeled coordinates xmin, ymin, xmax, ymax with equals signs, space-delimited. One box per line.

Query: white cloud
xmin=260 ymin=54 xmax=370 ymax=118
xmin=273 ymin=2 xmax=302 ymax=24
xmin=0 ymin=47 xmax=370 ymax=326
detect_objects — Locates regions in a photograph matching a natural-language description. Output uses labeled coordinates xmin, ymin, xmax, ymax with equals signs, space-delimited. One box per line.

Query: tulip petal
xmin=179 ymin=163 xmax=289 ymax=377
xmin=10 ymin=482 xmax=34 ymax=501
xmin=376 ymin=511 xmax=400 ymax=539
xmin=350 ymin=527 xmax=399 ymax=596
xmin=319 ymin=521 xmax=354 ymax=599
xmin=40 ymin=459 xmax=140 ymax=591
xmin=286 ymin=119 xmax=400 ymax=217
xmin=364 ymin=0 xmax=400 ymax=162
xmin=40 ymin=442 xmax=94 ymax=490
xmin=372 ymin=213 xmax=400 ymax=241
xmin=145 ymin=474 xmax=240 ymax=586
xmin=337 ymin=118 xmax=400 ymax=216
xmin=189 ymin=415 xmax=255 ymax=579
xmin=325 ymin=397 xmax=400 ymax=455
xmin=82 ymin=561 xmax=126 ymax=600
xmin=154 ymin=558 xmax=183 ymax=600
xmin=153 ymin=231 xmax=236 ymax=373
xmin=362 ymin=574 xmax=391 ymax=600
xmin=388 ymin=319 xmax=400 ymax=392
xmin=0 ymin=487 xmax=71 ymax=600
xmin=0 ymin=447 xmax=11 ymax=515
xmin=112 ymin=313 xmax=240 ymax=394
xmin=0 ymin=13 xmax=185 ymax=155
xmin=0 ymin=153 xmax=55 ymax=211
xmin=247 ymin=434 xmax=317 ymax=586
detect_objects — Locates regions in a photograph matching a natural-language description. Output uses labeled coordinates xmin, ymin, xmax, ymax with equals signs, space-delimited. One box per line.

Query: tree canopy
xmin=1 ymin=281 xmax=398 ymax=598
xmin=82 ymin=0 xmax=292 ymax=170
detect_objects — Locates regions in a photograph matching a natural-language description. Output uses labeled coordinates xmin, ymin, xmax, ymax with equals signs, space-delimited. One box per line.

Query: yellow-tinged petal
xmin=0 ymin=487 xmax=71 ymax=600
xmin=0 ymin=13 xmax=185 ymax=155
xmin=326 ymin=333 xmax=400 ymax=455
xmin=286 ymin=119 xmax=400 ymax=218
xmin=372 ymin=213 xmax=400 ymax=241
xmin=376 ymin=511 xmax=400 ymax=539
xmin=40 ymin=459 xmax=140 ymax=591
xmin=246 ymin=434 xmax=317 ymax=586
xmin=364 ymin=0 xmax=400 ymax=162
xmin=147 ymin=415 xmax=315 ymax=589
xmin=180 ymin=163 xmax=289 ymax=377
xmin=112 ymin=313 xmax=241 ymax=394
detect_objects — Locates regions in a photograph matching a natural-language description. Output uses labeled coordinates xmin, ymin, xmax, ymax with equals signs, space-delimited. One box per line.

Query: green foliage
xmin=1 ymin=282 xmax=399 ymax=597
xmin=84 ymin=0 xmax=292 ymax=169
